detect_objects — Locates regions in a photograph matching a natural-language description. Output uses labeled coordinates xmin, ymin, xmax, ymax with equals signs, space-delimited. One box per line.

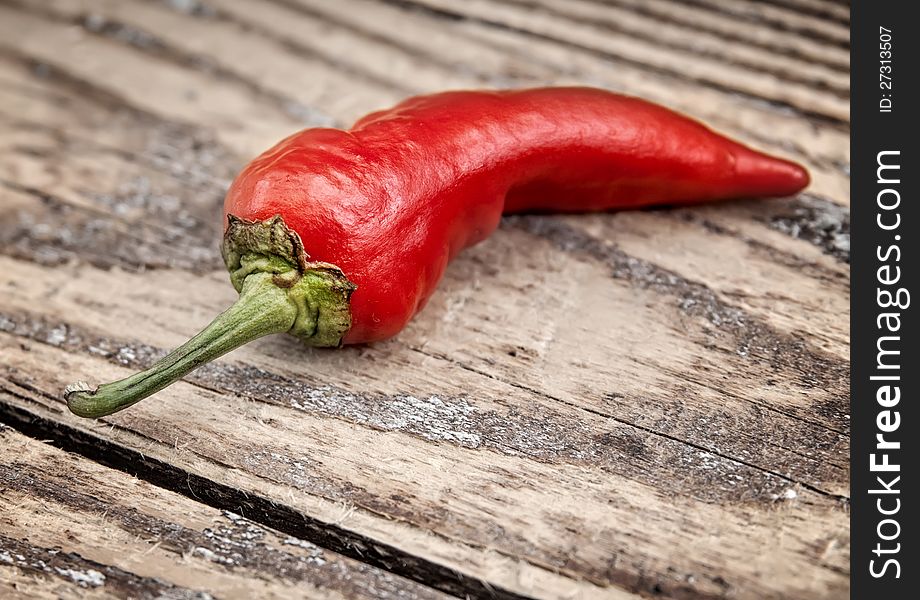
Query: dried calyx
xmin=65 ymin=215 xmax=355 ymax=418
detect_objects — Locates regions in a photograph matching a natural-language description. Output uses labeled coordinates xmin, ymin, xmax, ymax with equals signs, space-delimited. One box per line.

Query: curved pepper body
xmin=225 ymin=87 xmax=809 ymax=344
xmin=66 ymin=87 xmax=811 ymax=418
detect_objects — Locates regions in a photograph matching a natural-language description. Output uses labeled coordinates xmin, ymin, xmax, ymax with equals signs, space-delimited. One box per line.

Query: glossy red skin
xmin=224 ymin=87 xmax=809 ymax=344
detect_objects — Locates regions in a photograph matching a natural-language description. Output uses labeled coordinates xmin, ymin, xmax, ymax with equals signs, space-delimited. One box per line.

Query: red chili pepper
xmin=66 ymin=87 xmax=808 ymax=417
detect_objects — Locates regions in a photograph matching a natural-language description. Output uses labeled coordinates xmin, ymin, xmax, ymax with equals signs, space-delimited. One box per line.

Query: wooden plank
xmin=501 ymin=0 xmax=849 ymax=95
xmin=0 ymin=425 xmax=449 ymax=600
xmin=6 ymin=0 xmax=850 ymax=201
xmin=0 ymin=5 xmax=844 ymax=274
xmin=0 ymin=229 xmax=849 ymax=599
xmin=745 ymin=0 xmax=850 ymax=25
xmin=395 ymin=0 xmax=849 ymax=123
xmin=0 ymin=335 xmax=849 ymax=599
xmin=598 ymin=0 xmax=849 ymax=63
xmin=27 ymin=0 xmax=409 ymax=126
xmin=0 ymin=0 xmax=850 ymax=598
xmin=0 ymin=3 xmax=295 ymax=157
xmin=678 ymin=0 xmax=850 ymax=45
xmin=282 ymin=0 xmax=850 ymax=163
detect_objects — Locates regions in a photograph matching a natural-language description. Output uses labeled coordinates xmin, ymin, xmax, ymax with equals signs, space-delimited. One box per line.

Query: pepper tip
xmin=783 ymin=161 xmax=810 ymax=193
xmin=734 ymin=147 xmax=811 ymax=197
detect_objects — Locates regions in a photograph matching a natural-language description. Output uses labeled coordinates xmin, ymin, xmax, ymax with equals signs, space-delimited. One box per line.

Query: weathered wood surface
xmin=0 ymin=0 xmax=849 ymax=598
xmin=0 ymin=425 xmax=450 ymax=599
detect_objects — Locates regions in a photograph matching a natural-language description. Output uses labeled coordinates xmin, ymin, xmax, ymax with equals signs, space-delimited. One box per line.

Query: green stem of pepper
xmin=65 ymin=271 xmax=297 ymax=418
xmin=64 ymin=217 xmax=356 ymax=419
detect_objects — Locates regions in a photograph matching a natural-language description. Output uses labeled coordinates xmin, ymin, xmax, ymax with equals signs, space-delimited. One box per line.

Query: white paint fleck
xmin=288 ymin=386 xmax=483 ymax=447
xmin=53 ymin=567 xmax=106 ymax=587
xmin=282 ymin=538 xmax=327 ymax=565
xmin=770 ymin=488 xmax=799 ymax=501
xmin=116 ymin=346 xmax=137 ymax=363
xmin=283 ymin=536 xmax=316 ymax=550
xmin=192 ymin=546 xmax=233 ymax=565
xmin=46 ymin=325 xmax=68 ymax=346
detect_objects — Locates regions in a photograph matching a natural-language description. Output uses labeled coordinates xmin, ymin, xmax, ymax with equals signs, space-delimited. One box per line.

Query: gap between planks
xmin=0 ymin=424 xmax=461 ymax=600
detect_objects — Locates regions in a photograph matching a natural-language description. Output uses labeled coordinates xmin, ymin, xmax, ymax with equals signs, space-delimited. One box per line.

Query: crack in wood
xmin=0 ymin=457 xmax=446 ymax=599
xmin=506 ymin=216 xmax=850 ymax=408
xmin=409 ymin=344 xmax=849 ymax=472
xmin=0 ymin=309 xmax=848 ymax=502
xmin=0 ymin=1 xmax=851 ymax=595
xmin=0 ymin=405 xmax=532 ymax=600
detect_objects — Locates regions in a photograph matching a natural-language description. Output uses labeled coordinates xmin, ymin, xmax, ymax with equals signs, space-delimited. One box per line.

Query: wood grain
xmin=0 ymin=425 xmax=449 ymax=599
xmin=0 ymin=0 xmax=849 ymax=598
